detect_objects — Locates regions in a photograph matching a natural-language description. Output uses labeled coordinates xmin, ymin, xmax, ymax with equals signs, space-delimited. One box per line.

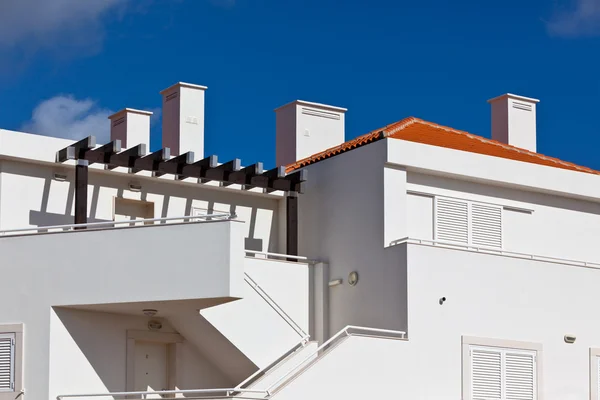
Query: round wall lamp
xmin=143 ymin=309 xmax=157 ymax=317
xmin=348 ymin=271 xmax=359 ymax=286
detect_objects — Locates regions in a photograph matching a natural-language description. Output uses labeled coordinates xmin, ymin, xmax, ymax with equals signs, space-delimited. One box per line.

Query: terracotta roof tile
xmin=286 ymin=117 xmax=600 ymax=175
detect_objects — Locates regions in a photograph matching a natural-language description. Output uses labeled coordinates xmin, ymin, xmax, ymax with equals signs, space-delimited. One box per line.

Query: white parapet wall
xmin=201 ymin=256 xmax=311 ymax=368
xmin=0 ymin=220 xmax=246 ymax=399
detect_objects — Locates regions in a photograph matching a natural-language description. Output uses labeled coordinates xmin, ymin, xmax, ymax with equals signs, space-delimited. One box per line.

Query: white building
xmin=0 ymin=85 xmax=598 ymax=400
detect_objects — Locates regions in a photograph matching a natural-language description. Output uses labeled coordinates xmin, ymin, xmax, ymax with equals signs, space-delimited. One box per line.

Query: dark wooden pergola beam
xmin=246 ymin=166 xmax=285 ymax=190
xmin=266 ymin=169 xmax=307 ymax=193
xmin=85 ymin=140 xmax=122 ymax=165
xmin=177 ymin=155 xmax=219 ymax=180
xmin=56 ymin=136 xmax=96 ymax=163
xmin=105 ymin=144 xmax=147 ymax=170
xmin=55 ymin=139 xmax=307 ymax=195
xmin=205 ymin=158 xmax=241 ymax=182
xmin=153 ymin=151 xmax=195 ymax=178
xmin=223 ymin=162 xmax=264 ymax=187
xmin=131 ymin=148 xmax=170 ymax=174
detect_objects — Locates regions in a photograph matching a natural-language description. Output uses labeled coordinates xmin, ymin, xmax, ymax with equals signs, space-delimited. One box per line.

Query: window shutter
xmin=0 ymin=333 xmax=14 ymax=391
xmin=505 ymin=351 xmax=535 ymax=400
xmin=471 ymin=347 xmax=502 ymax=400
xmin=471 ymin=203 xmax=503 ymax=248
xmin=435 ymin=198 xmax=469 ymax=244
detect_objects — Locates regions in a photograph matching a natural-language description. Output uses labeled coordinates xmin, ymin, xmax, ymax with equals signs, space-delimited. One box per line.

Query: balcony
xmin=0 ymin=215 xmax=246 ymax=312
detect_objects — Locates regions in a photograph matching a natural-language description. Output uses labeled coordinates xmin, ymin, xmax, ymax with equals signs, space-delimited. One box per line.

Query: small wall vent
xmin=512 ymin=101 xmax=532 ymax=112
xmin=165 ymin=92 xmax=178 ymax=102
xmin=301 ymin=107 xmax=341 ymax=120
xmin=112 ymin=117 xmax=126 ymax=127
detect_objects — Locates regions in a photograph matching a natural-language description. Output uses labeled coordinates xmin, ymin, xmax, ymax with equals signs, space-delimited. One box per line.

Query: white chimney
xmin=109 ymin=108 xmax=152 ymax=148
xmin=488 ymin=93 xmax=539 ymax=152
xmin=275 ymin=100 xmax=347 ymax=166
xmin=160 ymin=82 xmax=207 ymax=158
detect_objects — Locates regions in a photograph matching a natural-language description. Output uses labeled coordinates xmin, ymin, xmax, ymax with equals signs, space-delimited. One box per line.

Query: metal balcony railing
xmin=391 ymin=236 xmax=600 ymax=269
xmin=56 ymin=388 xmax=267 ymax=399
xmin=0 ymin=213 xmax=234 ymax=237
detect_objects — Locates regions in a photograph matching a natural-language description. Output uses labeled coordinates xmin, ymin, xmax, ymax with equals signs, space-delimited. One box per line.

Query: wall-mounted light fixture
xmin=129 ymin=182 xmax=142 ymax=192
xmin=148 ymin=320 xmax=163 ymax=331
xmin=564 ymin=334 xmax=576 ymax=344
xmin=53 ymin=173 xmax=68 ymax=182
xmin=348 ymin=271 xmax=359 ymax=286
xmin=143 ymin=309 xmax=157 ymax=317
xmin=328 ymin=279 xmax=343 ymax=287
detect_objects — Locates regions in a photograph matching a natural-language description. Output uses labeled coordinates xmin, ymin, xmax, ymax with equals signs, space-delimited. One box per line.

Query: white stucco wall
xmin=0 ymin=220 xmax=244 ymax=399
xmin=0 ymin=158 xmax=281 ymax=253
xmin=48 ymin=308 xmax=232 ymax=397
xmin=403 ymin=243 xmax=600 ymax=400
xmin=406 ymin=171 xmax=600 ymax=263
xmin=271 ymin=242 xmax=600 ymax=400
xmin=0 ymin=220 xmax=245 ymax=306
xmin=0 ymin=129 xmax=314 ymax=398
xmin=6 ymin=119 xmax=600 ymax=400
xmin=299 ymin=141 xmax=408 ymax=336
xmin=201 ymin=257 xmax=310 ymax=368
xmin=270 ymin=335 xmax=410 ymax=400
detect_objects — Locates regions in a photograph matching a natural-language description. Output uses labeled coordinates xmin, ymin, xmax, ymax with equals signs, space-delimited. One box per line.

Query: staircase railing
xmin=234 ymin=272 xmax=311 ymax=390
xmin=235 ymin=335 xmax=308 ymax=390
xmin=263 ymin=325 xmax=406 ymax=396
xmin=243 ymin=273 xmax=310 ymax=340
xmin=55 ymin=326 xmax=406 ymax=400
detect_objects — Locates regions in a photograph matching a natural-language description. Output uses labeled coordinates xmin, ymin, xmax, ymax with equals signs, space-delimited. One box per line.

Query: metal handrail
xmin=0 ymin=213 xmax=233 ymax=236
xmin=235 ymin=335 xmax=308 ymax=390
xmin=245 ymin=250 xmax=308 ymax=261
xmin=244 ymin=273 xmax=310 ymax=340
xmin=263 ymin=325 xmax=406 ymax=395
xmin=56 ymin=388 xmax=267 ymax=399
xmin=390 ymin=236 xmax=600 ymax=269
xmin=56 ymin=326 xmax=405 ymax=400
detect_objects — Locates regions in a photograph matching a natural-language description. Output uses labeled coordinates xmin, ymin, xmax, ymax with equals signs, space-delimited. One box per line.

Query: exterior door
xmin=133 ymin=341 xmax=168 ymax=399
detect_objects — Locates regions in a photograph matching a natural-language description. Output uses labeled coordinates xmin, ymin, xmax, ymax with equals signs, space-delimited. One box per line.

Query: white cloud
xmin=547 ymin=0 xmax=600 ymax=37
xmin=0 ymin=0 xmax=128 ymax=50
xmin=22 ymin=95 xmax=114 ymax=143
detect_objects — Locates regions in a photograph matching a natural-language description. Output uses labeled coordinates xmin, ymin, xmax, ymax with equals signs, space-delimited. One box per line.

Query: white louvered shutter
xmin=505 ymin=350 xmax=535 ymax=400
xmin=0 ymin=333 xmax=14 ymax=391
xmin=470 ymin=346 xmax=537 ymax=400
xmin=471 ymin=203 xmax=503 ymax=248
xmin=435 ymin=198 xmax=469 ymax=244
xmin=471 ymin=347 xmax=502 ymax=400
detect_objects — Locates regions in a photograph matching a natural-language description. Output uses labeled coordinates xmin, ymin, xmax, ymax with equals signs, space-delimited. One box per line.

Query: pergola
xmin=56 ymin=136 xmax=306 ymax=256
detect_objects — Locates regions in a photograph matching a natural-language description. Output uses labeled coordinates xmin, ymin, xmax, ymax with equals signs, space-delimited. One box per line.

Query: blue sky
xmin=1 ymin=0 xmax=600 ymax=169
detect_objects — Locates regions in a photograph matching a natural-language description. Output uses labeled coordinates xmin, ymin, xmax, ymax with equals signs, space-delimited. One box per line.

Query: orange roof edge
xmin=286 ymin=117 xmax=600 ymax=176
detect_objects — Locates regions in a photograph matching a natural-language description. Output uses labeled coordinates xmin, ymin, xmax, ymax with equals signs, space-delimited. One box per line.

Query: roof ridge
xmin=286 ymin=115 xmax=599 ymax=176
xmin=407 ymin=119 xmax=597 ymax=174
xmin=382 ymin=116 xmax=420 ymax=137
